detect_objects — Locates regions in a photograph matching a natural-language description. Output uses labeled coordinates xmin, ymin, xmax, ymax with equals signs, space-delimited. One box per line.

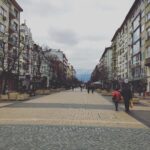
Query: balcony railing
xmin=145 ymin=57 xmax=150 ymax=66
xmin=8 ymin=38 xmax=18 ymax=46
xmin=9 ymin=25 xmax=18 ymax=33
xmin=131 ymin=62 xmax=141 ymax=68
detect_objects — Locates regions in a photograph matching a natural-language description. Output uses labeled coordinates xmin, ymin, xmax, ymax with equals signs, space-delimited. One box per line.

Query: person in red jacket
xmin=112 ymin=88 xmax=121 ymax=111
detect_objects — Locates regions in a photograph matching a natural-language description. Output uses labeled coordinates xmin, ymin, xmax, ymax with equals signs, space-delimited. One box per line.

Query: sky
xmin=17 ymin=0 xmax=134 ymax=74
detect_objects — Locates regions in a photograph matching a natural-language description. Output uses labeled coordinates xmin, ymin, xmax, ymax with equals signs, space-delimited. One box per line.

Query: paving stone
xmin=0 ymin=89 xmax=149 ymax=149
xmin=0 ymin=125 xmax=150 ymax=150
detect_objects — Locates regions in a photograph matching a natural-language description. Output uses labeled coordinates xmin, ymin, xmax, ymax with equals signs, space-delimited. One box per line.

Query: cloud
xmin=49 ymin=28 xmax=79 ymax=46
xmin=18 ymin=0 xmax=135 ymax=73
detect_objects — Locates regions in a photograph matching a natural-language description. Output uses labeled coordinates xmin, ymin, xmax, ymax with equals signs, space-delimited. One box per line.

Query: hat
xmin=124 ymin=79 xmax=128 ymax=83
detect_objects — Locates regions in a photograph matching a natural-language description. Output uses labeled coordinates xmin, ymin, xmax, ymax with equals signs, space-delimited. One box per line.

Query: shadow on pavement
xmin=101 ymin=95 xmax=150 ymax=128
xmin=7 ymin=102 xmax=117 ymax=110
xmin=129 ymin=110 xmax=150 ymax=128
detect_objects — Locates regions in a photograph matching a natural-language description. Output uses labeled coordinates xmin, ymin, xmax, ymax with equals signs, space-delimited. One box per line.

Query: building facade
xmin=111 ymin=0 xmax=150 ymax=93
xmin=0 ymin=0 xmax=23 ymax=93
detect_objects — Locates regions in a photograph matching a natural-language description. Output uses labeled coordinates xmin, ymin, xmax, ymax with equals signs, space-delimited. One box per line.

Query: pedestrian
xmin=112 ymin=88 xmax=121 ymax=111
xmin=71 ymin=85 xmax=74 ymax=91
xmin=91 ymin=85 xmax=95 ymax=94
xmin=80 ymin=85 xmax=83 ymax=92
xmin=121 ymin=83 xmax=132 ymax=112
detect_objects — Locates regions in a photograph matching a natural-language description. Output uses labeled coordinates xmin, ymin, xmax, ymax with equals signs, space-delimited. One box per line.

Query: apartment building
xmin=44 ymin=49 xmax=68 ymax=82
xmin=144 ymin=0 xmax=150 ymax=91
xmin=0 ymin=0 xmax=22 ymax=92
xmin=110 ymin=0 xmax=150 ymax=92
xmin=0 ymin=0 xmax=9 ymax=70
xmin=66 ymin=64 xmax=76 ymax=81
xmin=96 ymin=47 xmax=113 ymax=89
xmin=19 ymin=22 xmax=34 ymax=89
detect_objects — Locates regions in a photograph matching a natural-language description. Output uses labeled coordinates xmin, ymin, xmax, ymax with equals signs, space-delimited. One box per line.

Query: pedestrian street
xmin=0 ymin=89 xmax=149 ymax=150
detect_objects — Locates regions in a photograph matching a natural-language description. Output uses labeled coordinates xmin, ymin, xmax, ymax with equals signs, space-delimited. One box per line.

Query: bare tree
xmin=0 ymin=41 xmax=24 ymax=94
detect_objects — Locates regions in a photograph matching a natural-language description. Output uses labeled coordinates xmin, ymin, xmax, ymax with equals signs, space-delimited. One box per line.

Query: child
xmin=112 ymin=88 xmax=121 ymax=111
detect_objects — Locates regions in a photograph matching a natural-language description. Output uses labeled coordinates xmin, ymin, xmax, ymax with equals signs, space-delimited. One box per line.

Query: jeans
xmin=114 ymin=101 xmax=118 ymax=111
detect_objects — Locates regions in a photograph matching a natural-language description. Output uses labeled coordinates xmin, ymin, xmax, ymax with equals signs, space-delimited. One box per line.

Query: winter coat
xmin=121 ymin=87 xmax=132 ymax=100
xmin=112 ymin=90 xmax=121 ymax=102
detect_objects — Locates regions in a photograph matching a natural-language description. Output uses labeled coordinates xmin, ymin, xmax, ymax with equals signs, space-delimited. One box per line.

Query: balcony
xmin=9 ymin=25 xmax=18 ymax=33
xmin=145 ymin=38 xmax=150 ymax=48
xmin=145 ymin=57 xmax=150 ymax=66
xmin=0 ymin=15 xmax=7 ymax=22
xmin=8 ymin=38 xmax=18 ymax=47
xmin=9 ymin=9 xmax=16 ymax=19
xmin=131 ymin=62 xmax=141 ymax=68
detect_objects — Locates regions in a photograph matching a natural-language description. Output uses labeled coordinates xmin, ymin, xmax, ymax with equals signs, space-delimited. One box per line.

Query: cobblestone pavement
xmin=0 ymin=89 xmax=150 ymax=149
xmin=0 ymin=125 xmax=150 ymax=150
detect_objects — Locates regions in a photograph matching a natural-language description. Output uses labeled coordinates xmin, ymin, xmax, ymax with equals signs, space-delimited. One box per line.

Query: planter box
xmin=96 ymin=89 xmax=102 ymax=93
xmin=8 ymin=92 xmax=19 ymax=100
xmin=35 ymin=90 xmax=43 ymax=95
xmin=101 ymin=90 xmax=112 ymax=96
xmin=17 ymin=94 xmax=30 ymax=100
xmin=43 ymin=90 xmax=50 ymax=95
xmin=0 ymin=95 xmax=9 ymax=100
xmin=132 ymin=97 xmax=140 ymax=104
xmin=119 ymin=98 xmax=140 ymax=104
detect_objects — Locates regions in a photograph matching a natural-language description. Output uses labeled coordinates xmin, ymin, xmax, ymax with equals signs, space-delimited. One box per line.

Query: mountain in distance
xmin=76 ymin=69 xmax=92 ymax=82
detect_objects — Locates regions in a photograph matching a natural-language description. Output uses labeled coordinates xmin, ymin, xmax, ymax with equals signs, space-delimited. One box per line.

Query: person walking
xmin=112 ymin=88 xmax=121 ymax=111
xmin=80 ymin=84 xmax=83 ymax=92
xmin=91 ymin=85 xmax=95 ymax=94
xmin=121 ymin=83 xmax=132 ymax=112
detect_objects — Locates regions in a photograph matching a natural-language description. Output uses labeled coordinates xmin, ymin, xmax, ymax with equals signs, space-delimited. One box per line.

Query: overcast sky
xmin=17 ymin=0 xmax=134 ymax=74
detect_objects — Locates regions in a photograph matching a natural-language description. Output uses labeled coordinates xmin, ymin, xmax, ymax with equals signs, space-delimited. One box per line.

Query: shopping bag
xmin=130 ymin=99 xmax=133 ymax=108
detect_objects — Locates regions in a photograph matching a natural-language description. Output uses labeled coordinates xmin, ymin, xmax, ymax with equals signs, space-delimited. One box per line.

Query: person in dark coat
xmin=121 ymin=83 xmax=132 ymax=112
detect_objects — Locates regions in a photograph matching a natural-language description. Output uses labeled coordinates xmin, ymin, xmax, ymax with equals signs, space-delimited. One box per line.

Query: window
xmin=0 ymin=7 xmax=4 ymax=16
xmin=141 ymin=10 xmax=145 ymax=18
xmin=14 ymin=9 xmax=18 ymax=18
xmin=132 ymin=53 xmax=141 ymax=64
xmin=141 ymin=24 xmax=145 ymax=32
xmin=14 ymin=22 xmax=18 ymax=31
xmin=0 ymin=40 xmax=4 ymax=49
xmin=133 ymin=27 xmax=140 ymax=43
xmin=133 ymin=41 xmax=140 ymax=55
xmin=133 ymin=15 xmax=140 ymax=30
xmin=0 ymin=23 xmax=5 ymax=33
xmin=146 ymin=12 xmax=150 ymax=22
xmin=142 ymin=51 xmax=145 ymax=60
xmin=133 ymin=67 xmax=141 ymax=78
xmin=147 ymin=28 xmax=150 ymax=39
xmin=141 ymin=38 xmax=145 ymax=47
xmin=147 ymin=46 xmax=150 ymax=58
